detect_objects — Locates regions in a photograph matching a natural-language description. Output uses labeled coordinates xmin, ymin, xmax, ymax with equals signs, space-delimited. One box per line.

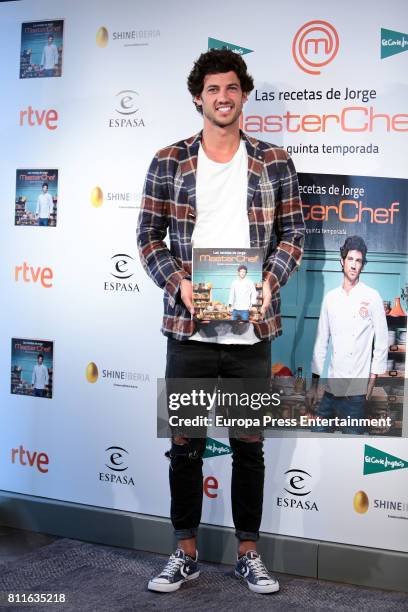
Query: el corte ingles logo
xmin=363 ymin=444 xmax=408 ymax=475
xmin=203 ymin=438 xmax=231 ymax=459
xmin=381 ymin=28 xmax=408 ymax=59
xmin=208 ymin=37 xmax=253 ymax=55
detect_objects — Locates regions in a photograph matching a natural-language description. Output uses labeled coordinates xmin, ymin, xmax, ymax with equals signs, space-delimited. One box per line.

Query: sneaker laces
xmin=160 ymin=553 xmax=185 ymax=577
xmin=247 ymin=555 xmax=270 ymax=579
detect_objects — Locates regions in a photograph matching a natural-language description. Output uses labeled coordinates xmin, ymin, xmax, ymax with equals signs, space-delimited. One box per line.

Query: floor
xmin=0 ymin=526 xmax=407 ymax=611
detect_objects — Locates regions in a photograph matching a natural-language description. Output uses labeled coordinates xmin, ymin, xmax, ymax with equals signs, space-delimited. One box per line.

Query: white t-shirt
xmin=190 ymin=142 xmax=260 ymax=345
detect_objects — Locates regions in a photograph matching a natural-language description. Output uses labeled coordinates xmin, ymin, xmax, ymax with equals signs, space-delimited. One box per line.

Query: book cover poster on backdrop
xmin=20 ymin=19 xmax=63 ymax=79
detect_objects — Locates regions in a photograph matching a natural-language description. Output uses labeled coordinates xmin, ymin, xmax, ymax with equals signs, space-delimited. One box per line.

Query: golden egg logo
xmin=96 ymin=27 xmax=109 ymax=48
xmin=86 ymin=362 xmax=99 ymax=383
xmin=353 ymin=490 xmax=369 ymax=514
xmin=91 ymin=186 xmax=103 ymax=208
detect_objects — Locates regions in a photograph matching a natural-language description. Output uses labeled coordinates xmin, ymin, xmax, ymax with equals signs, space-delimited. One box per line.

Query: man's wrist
xmin=165 ymin=270 xmax=191 ymax=307
xmin=263 ymin=271 xmax=280 ymax=293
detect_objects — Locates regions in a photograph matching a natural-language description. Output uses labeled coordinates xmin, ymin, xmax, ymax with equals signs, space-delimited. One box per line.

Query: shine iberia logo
xmin=381 ymin=28 xmax=408 ymax=59
xmin=203 ymin=438 xmax=231 ymax=459
xmin=363 ymin=444 xmax=408 ymax=475
xmin=208 ymin=37 xmax=253 ymax=55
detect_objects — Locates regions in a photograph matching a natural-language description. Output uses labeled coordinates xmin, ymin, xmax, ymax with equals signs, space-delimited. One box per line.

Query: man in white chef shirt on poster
xmin=228 ymin=265 xmax=257 ymax=322
xmin=308 ymin=235 xmax=388 ymax=434
xmin=32 ymin=353 xmax=49 ymax=398
xmin=36 ymin=182 xmax=53 ymax=226
xmin=41 ymin=34 xmax=58 ymax=77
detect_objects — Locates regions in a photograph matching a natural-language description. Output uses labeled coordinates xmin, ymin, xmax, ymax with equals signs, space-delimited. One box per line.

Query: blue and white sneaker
xmin=235 ymin=550 xmax=279 ymax=594
xmin=148 ymin=549 xmax=200 ymax=592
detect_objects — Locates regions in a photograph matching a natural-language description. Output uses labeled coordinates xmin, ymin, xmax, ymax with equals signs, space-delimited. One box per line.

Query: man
xmin=228 ymin=265 xmax=257 ymax=321
xmin=137 ymin=48 xmax=304 ymax=594
xmin=41 ymin=35 xmax=58 ymax=77
xmin=32 ymin=354 xmax=49 ymax=398
xmin=308 ymin=235 xmax=388 ymax=434
xmin=36 ymin=182 xmax=53 ymax=226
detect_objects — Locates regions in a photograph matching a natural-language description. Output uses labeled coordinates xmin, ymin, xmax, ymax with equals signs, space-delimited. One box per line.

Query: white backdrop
xmin=1 ymin=0 xmax=407 ymax=553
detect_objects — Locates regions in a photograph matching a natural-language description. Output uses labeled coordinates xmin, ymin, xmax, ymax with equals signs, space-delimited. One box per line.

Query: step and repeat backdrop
xmin=1 ymin=0 xmax=407 ymax=553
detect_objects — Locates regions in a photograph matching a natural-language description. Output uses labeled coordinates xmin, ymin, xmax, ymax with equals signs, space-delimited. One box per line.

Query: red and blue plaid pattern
xmin=137 ymin=131 xmax=305 ymax=341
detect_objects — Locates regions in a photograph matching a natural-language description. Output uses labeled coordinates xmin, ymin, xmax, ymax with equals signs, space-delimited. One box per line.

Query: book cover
xmin=15 ymin=169 xmax=58 ymax=227
xmin=20 ymin=20 xmax=64 ymax=79
xmin=11 ymin=338 xmax=54 ymax=399
xmin=192 ymin=248 xmax=263 ymax=322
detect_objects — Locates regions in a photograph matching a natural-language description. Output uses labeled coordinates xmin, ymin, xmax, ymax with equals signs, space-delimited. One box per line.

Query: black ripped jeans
xmin=165 ymin=336 xmax=271 ymax=542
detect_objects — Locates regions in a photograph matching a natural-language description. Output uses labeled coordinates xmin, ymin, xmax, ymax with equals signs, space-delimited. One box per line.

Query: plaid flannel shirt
xmin=137 ymin=131 xmax=305 ymax=341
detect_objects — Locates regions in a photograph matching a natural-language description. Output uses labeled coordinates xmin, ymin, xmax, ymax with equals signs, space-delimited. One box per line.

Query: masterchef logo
xmin=302 ymin=200 xmax=399 ymax=224
xmin=359 ymin=304 xmax=369 ymax=319
xmin=292 ymin=20 xmax=339 ymax=75
xmin=199 ymin=254 xmax=260 ymax=263
xmin=240 ymin=107 xmax=408 ymax=133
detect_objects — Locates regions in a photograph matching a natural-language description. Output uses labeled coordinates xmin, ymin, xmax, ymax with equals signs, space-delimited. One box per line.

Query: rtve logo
xmin=292 ymin=20 xmax=339 ymax=75
xmin=15 ymin=262 xmax=53 ymax=288
xmin=11 ymin=445 xmax=49 ymax=473
xmin=19 ymin=106 xmax=58 ymax=130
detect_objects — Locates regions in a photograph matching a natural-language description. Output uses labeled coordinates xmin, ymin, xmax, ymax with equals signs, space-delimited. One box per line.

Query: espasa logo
xmin=381 ymin=28 xmax=408 ymax=59
xmin=277 ymin=469 xmax=319 ymax=511
xmin=105 ymin=446 xmax=129 ymax=472
xmin=292 ymin=20 xmax=339 ymax=75
xmin=98 ymin=446 xmax=135 ymax=486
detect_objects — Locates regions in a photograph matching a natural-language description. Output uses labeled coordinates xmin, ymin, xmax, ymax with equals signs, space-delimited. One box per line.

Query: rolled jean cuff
xmin=235 ymin=530 xmax=259 ymax=542
xmin=175 ymin=528 xmax=198 ymax=540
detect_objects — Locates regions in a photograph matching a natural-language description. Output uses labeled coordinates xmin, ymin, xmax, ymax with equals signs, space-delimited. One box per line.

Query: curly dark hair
xmin=340 ymin=235 xmax=367 ymax=266
xmin=237 ymin=265 xmax=248 ymax=273
xmin=187 ymin=48 xmax=254 ymax=114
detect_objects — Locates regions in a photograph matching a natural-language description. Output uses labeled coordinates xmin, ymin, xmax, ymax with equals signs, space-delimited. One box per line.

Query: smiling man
xmin=137 ymin=48 xmax=304 ymax=594
xmin=308 ymin=235 xmax=388 ymax=433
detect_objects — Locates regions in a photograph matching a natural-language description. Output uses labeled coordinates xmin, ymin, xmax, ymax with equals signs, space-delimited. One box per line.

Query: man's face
xmin=42 ymin=185 xmax=48 ymax=193
xmin=38 ymin=356 xmax=43 ymax=365
xmin=341 ymin=249 xmax=364 ymax=283
xmin=48 ymin=36 xmax=53 ymax=45
xmin=194 ymin=71 xmax=247 ymax=128
xmin=239 ymin=268 xmax=247 ymax=279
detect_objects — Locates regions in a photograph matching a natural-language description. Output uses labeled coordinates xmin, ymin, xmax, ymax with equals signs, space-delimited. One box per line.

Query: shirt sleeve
xmin=370 ymin=293 xmax=389 ymax=375
xmin=311 ymin=295 xmax=330 ymax=376
xmin=32 ymin=366 xmax=36 ymax=385
xmin=137 ymin=153 xmax=190 ymax=308
xmin=44 ymin=366 xmax=49 ymax=386
xmin=263 ymin=153 xmax=305 ymax=293
xmin=41 ymin=48 xmax=45 ymax=66
xmin=53 ymin=46 xmax=58 ymax=65
xmin=36 ymin=196 xmax=40 ymax=215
